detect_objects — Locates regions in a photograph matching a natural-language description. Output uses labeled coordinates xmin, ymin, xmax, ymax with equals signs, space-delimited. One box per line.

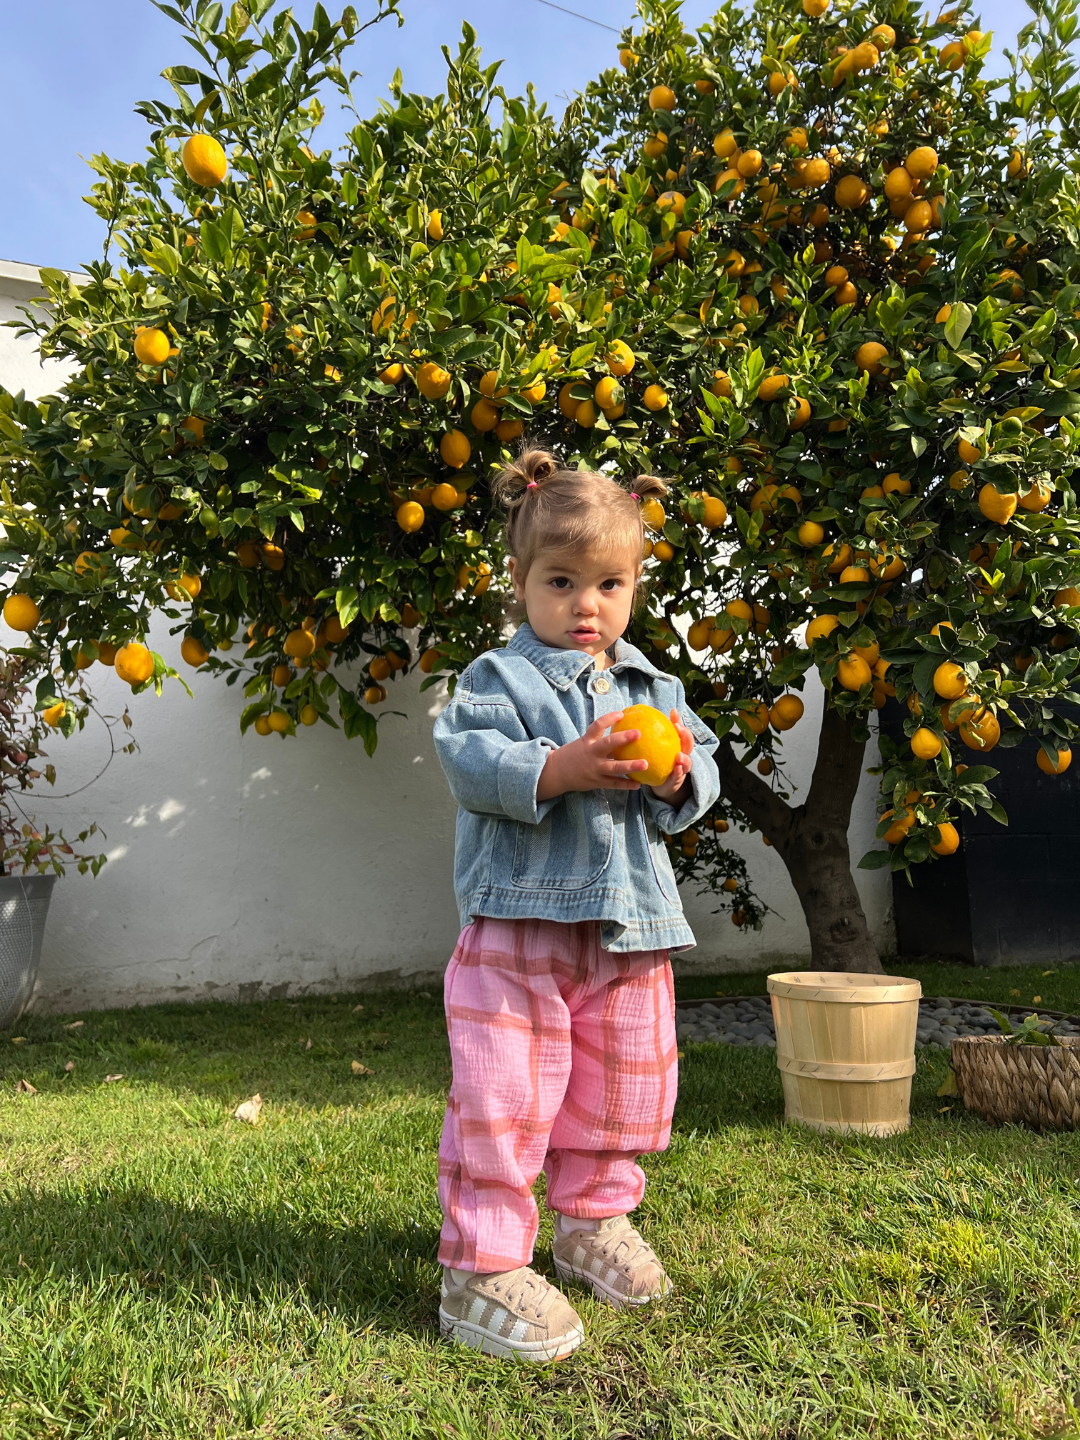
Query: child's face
xmin=509 ymin=546 xmax=640 ymax=661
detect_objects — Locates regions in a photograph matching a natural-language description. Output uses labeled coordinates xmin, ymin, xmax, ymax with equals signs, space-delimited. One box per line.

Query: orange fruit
xmin=978 ymin=484 xmax=1018 ymax=524
xmin=431 ymin=483 xmax=460 ymax=511
xmin=43 ymin=702 xmax=65 ymax=729
xmin=713 ymin=129 xmax=738 ymax=158
xmin=1055 ymin=587 xmax=1080 ymax=607
xmin=416 ymin=362 xmax=452 ymax=400
xmin=115 ymin=642 xmax=154 ymax=687
xmin=268 ymin=711 xmax=290 ymax=734
xmin=770 ymin=695 xmax=805 ymax=730
xmin=806 ymin=614 xmax=839 ymax=643
xmin=396 ymin=500 xmax=425 ymax=533
xmin=284 ymin=628 xmax=316 ymax=660
xmin=379 ymin=363 xmax=404 ymax=385
xmin=440 ymin=429 xmax=471 ymax=469
xmin=181 ymin=635 xmax=209 ymax=667
xmin=959 ymin=708 xmax=1001 ymax=751
xmin=1037 ymin=746 xmax=1072 ymax=775
xmin=905 ymin=146 xmax=938 ymax=180
xmin=837 ymin=655 xmax=872 ymax=690
xmin=649 ymin=84 xmax=677 ymax=110
xmin=272 ymin=664 xmax=292 ymax=687
xmin=262 ymin=544 xmax=286 ymax=571
xmin=855 ymin=341 xmax=888 ymax=374
xmin=798 ymin=521 xmax=824 ymax=547
xmin=1019 ymin=482 xmax=1051 ymax=512
xmin=182 ymin=134 xmax=227 ymax=186
xmin=643 ymin=384 xmax=668 ymax=411
xmin=609 ymin=705 xmax=681 ymax=786
xmin=688 ymin=493 xmax=727 ymax=529
xmin=471 ymin=399 xmax=500 ymax=432
xmin=133 ymin=328 xmax=171 ymax=365
xmin=835 ymin=175 xmax=870 ymax=209
xmin=606 ymin=340 xmax=636 ymax=376
xmin=884 ymin=167 xmax=913 ymax=201
xmin=300 ymin=705 xmax=319 ymax=726
xmin=758 ymin=374 xmax=790 ymax=402
xmin=254 ymin=715 xmax=272 ymax=736
xmin=910 ymin=726 xmax=942 ymax=760
xmin=3 ymin=595 xmax=39 ymax=632
xmin=496 ymin=417 xmax=524 ymax=441
xmin=931 ymin=822 xmax=960 ymax=855
xmin=933 ymin=661 xmax=968 ymax=699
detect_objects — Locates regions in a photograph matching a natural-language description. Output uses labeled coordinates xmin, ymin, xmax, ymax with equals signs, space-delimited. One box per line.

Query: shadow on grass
xmin=0 ymin=1180 xmax=445 ymax=1340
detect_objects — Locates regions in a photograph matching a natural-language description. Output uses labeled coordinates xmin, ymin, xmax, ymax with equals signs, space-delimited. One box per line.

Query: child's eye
xmin=549 ymin=576 xmax=572 ymax=589
xmin=600 ymin=578 xmax=624 ymax=591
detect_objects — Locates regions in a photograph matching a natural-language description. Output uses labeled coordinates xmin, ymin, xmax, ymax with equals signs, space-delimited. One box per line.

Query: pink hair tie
xmin=526 ymin=481 xmax=538 ymax=489
xmin=630 ymin=491 xmax=640 ymax=500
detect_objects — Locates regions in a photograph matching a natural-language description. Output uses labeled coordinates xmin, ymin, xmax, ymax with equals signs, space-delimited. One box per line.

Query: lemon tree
xmin=5 ymin=0 xmax=1080 ymax=968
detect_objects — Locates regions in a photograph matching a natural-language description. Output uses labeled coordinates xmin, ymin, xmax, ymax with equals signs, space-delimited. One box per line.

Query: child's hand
xmin=650 ymin=710 xmax=695 ymax=806
xmin=536 ymin=710 xmax=649 ymax=801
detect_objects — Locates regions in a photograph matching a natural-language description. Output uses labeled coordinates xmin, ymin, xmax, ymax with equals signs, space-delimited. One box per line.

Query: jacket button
xmin=593 ymin=677 xmax=611 ymax=694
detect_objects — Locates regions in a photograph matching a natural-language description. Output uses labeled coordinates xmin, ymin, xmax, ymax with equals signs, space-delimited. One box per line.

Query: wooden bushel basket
xmin=951 ymin=1034 xmax=1080 ymax=1131
xmin=768 ymin=971 xmax=922 ymax=1137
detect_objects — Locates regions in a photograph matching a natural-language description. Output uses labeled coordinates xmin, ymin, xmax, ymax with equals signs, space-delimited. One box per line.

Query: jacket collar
xmin=507 ymin=622 xmax=668 ymax=691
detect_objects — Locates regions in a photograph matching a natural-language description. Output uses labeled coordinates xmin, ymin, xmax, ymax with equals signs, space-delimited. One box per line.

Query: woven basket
xmin=951 ymin=1034 xmax=1080 ymax=1132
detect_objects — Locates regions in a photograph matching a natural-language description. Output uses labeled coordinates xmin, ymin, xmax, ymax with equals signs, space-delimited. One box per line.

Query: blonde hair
xmin=492 ymin=448 xmax=666 ymax=619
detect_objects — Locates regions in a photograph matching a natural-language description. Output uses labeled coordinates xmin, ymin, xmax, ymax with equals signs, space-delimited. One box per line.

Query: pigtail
xmin=631 ymin=473 xmax=668 ymax=502
xmin=491 ymin=447 xmax=559 ymax=510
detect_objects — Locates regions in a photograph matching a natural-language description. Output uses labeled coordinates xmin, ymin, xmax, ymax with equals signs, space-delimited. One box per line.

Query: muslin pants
xmin=437 ymin=916 xmax=678 ymax=1273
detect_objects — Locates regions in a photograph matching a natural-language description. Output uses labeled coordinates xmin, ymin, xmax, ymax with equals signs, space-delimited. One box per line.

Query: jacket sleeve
xmin=641 ymin=679 xmax=721 ymax=835
xmin=433 ymin=689 xmax=559 ymax=825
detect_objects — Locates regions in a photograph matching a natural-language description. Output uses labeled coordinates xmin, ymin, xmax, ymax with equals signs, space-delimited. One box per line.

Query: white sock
xmin=446 ymin=1266 xmax=474 ymax=1285
xmin=556 ymin=1213 xmax=604 ymax=1236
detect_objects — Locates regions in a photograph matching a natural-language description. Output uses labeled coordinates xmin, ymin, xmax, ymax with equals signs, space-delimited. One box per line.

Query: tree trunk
xmin=713 ymin=703 xmax=883 ymax=974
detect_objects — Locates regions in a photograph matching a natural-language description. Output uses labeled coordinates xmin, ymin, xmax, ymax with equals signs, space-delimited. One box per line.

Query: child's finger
xmin=604 ymin=727 xmax=641 ymax=750
xmin=671 ymin=710 xmax=695 ymax=751
xmin=591 ymin=710 xmax=626 ymax=736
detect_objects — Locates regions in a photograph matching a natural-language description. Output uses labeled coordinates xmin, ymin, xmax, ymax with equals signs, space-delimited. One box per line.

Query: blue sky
xmin=1 ymin=0 xmax=1031 ymax=273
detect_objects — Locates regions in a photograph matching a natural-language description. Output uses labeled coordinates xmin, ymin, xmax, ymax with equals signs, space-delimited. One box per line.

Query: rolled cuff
xmin=497 ymin=736 xmax=559 ymax=825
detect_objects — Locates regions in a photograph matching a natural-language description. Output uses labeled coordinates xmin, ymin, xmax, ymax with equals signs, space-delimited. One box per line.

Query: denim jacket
xmin=432 ymin=623 xmax=722 ymax=953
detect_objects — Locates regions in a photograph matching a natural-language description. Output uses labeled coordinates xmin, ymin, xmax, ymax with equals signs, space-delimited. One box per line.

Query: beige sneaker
xmin=552 ymin=1215 xmax=673 ymax=1309
xmin=439 ymin=1265 xmax=585 ymax=1363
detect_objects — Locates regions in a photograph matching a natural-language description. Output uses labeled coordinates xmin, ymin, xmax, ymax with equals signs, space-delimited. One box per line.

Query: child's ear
xmin=508 ymin=556 xmax=524 ymax=599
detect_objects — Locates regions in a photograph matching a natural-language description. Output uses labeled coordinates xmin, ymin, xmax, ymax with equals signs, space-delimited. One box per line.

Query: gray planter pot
xmin=0 ymin=874 xmax=57 ymax=1029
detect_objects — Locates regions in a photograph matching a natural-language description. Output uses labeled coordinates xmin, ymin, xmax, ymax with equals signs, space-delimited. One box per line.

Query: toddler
xmin=432 ymin=447 xmax=721 ymax=1361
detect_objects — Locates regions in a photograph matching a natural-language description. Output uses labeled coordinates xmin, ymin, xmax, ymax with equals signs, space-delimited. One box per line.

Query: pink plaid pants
xmin=437 ymin=916 xmax=678 ymax=1273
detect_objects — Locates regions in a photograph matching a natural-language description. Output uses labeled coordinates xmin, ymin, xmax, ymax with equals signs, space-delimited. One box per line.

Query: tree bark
xmin=713 ymin=703 xmax=883 ymax=974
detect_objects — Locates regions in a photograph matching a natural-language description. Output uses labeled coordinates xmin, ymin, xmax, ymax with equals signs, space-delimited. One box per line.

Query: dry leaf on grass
xmin=304 ymin=1038 xmax=312 ymax=1051
xmin=15 ymin=1079 xmax=36 ymax=1094
xmin=233 ymin=1093 xmax=263 ymax=1124
xmin=64 ymin=1061 xmax=75 ymax=1073
xmin=103 ymin=1073 xmax=124 ymax=1084
xmin=351 ymin=1004 xmax=364 ymax=1014
xmin=64 ymin=1021 xmax=84 ymax=1031
xmin=351 ymin=1061 xmax=373 ymax=1076
xmin=936 ymin=1069 xmax=959 ymax=1098
xmin=11 ymin=1037 xmax=25 ymax=1045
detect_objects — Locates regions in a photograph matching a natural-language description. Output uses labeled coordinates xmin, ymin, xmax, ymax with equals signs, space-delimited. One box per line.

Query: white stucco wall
xmin=0 ymin=261 xmax=893 ymax=1013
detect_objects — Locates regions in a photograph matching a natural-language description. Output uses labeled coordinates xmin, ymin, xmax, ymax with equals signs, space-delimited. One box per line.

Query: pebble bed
xmin=675 ymin=996 xmax=1080 ymax=1049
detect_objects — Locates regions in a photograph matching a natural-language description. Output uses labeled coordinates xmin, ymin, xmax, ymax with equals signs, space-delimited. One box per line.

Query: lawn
xmin=0 ymin=962 xmax=1079 ymax=1440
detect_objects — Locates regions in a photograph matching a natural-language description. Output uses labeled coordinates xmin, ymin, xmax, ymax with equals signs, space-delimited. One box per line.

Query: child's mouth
xmin=570 ymin=627 xmax=600 ymax=642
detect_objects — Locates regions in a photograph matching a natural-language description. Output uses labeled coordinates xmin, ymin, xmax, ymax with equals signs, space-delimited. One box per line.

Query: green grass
xmin=0 ymin=965 xmax=1078 ymax=1439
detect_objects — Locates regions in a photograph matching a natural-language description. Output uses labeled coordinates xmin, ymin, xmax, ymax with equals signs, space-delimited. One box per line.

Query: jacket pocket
xmin=511 ymin=790 xmax=613 ymax=890
xmin=641 ymin=802 xmax=680 ymax=903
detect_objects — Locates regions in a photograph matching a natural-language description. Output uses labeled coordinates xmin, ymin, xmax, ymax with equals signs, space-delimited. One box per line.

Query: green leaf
xmin=857 ymin=850 xmax=892 ymax=870
xmin=944 ymin=301 xmax=973 ymax=349
xmin=336 ymin=584 xmax=360 ymax=627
